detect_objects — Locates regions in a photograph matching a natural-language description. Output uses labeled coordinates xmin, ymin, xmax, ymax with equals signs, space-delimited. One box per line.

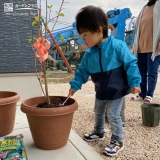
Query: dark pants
xmin=138 ymin=53 xmax=160 ymax=98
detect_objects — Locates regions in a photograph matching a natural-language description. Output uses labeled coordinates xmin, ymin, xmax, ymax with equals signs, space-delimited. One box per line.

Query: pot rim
xmin=21 ymin=95 xmax=78 ymax=116
xmin=0 ymin=91 xmax=20 ymax=106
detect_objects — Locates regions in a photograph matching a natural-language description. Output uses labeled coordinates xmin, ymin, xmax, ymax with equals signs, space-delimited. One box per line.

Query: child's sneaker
xmin=84 ymin=130 xmax=104 ymax=142
xmin=131 ymin=95 xmax=143 ymax=101
xmin=104 ymin=140 xmax=124 ymax=157
xmin=143 ymin=96 xmax=152 ymax=103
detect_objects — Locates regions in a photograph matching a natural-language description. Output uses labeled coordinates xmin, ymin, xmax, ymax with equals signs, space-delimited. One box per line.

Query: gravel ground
xmin=47 ymin=74 xmax=160 ymax=160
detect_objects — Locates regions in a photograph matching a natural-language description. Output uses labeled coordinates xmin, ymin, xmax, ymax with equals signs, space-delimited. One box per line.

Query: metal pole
xmin=44 ymin=23 xmax=74 ymax=74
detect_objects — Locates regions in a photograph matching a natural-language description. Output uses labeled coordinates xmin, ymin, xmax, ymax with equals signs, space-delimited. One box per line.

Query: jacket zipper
xmin=98 ymin=48 xmax=103 ymax=72
xmin=98 ymin=47 xmax=105 ymax=96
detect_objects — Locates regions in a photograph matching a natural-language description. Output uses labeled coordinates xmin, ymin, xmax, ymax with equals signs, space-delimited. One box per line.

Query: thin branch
xmin=34 ymin=58 xmax=46 ymax=97
xmin=49 ymin=9 xmax=51 ymax=20
xmin=38 ymin=9 xmax=41 ymax=37
xmin=42 ymin=0 xmax=51 ymax=104
xmin=30 ymin=43 xmax=46 ymax=97
xmin=41 ymin=16 xmax=57 ymax=33
xmin=40 ymin=0 xmax=41 ymax=9
xmin=45 ymin=0 xmax=47 ymax=39
xmin=47 ymin=8 xmax=65 ymax=24
xmin=42 ymin=61 xmax=50 ymax=104
xmin=47 ymin=16 xmax=57 ymax=23
xmin=51 ymin=0 xmax=65 ymax=32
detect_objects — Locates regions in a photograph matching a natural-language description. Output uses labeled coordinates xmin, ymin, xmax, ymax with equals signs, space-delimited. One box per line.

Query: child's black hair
xmin=76 ymin=5 xmax=108 ymax=38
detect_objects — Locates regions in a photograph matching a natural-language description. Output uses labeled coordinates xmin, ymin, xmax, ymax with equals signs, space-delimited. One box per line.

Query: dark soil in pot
xmin=37 ymin=97 xmax=69 ymax=108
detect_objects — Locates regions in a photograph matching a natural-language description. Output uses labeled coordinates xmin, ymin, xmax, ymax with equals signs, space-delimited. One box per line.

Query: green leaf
xmin=60 ymin=36 xmax=65 ymax=41
xmin=59 ymin=13 xmax=64 ymax=17
xmin=34 ymin=16 xmax=39 ymax=21
xmin=33 ymin=37 xmax=37 ymax=41
xmin=32 ymin=21 xmax=37 ymax=26
xmin=28 ymin=38 xmax=33 ymax=43
xmin=47 ymin=5 xmax=53 ymax=9
xmin=56 ymin=11 xmax=64 ymax=17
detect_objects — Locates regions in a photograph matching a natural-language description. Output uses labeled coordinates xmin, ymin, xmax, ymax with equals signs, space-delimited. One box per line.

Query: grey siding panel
xmin=0 ymin=0 xmax=40 ymax=73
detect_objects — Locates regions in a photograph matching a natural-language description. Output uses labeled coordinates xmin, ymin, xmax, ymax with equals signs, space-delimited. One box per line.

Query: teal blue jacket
xmin=70 ymin=35 xmax=141 ymax=100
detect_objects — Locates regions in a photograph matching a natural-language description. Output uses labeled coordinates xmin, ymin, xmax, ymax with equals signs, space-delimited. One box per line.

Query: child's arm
xmin=68 ymin=88 xmax=76 ymax=96
xmin=118 ymin=42 xmax=141 ymax=88
xmin=69 ymin=52 xmax=90 ymax=93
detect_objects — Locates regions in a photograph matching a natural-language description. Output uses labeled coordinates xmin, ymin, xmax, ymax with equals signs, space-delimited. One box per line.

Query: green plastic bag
xmin=0 ymin=134 xmax=27 ymax=160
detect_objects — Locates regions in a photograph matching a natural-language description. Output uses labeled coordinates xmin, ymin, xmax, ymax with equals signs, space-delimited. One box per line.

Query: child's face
xmin=80 ymin=28 xmax=103 ymax=47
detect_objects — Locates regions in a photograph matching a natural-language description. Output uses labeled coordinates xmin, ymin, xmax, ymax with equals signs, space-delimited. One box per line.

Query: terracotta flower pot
xmin=0 ymin=91 xmax=20 ymax=136
xmin=21 ymin=96 xmax=78 ymax=150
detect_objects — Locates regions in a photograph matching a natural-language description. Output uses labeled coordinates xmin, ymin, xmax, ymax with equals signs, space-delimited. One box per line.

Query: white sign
xmin=4 ymin=2 xmax=37 ymax=16
xmin=15 ymin=3 xmax=37 ymax=10
xmin=5 ymin=12 xmax=37 ymax=16
xmin=4 ymin=3 xmax=13 ymax=12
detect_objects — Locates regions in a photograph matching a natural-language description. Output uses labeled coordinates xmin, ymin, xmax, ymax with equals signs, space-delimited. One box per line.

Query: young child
xmin=68 ymin=5 xmax=141 ymax=157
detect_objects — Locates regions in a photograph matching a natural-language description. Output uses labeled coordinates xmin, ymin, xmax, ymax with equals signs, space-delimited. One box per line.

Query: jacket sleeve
xmin=69 ymin=52 xmax=90 ymax=91
xmin=118 ymin=42 xmax=141 ymax=88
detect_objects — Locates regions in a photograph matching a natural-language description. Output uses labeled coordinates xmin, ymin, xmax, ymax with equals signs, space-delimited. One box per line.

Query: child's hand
xmin=68 ymin=88 xmax=76 ymax=96
xmin=130 ymin=87 xmax=141 ymax=94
